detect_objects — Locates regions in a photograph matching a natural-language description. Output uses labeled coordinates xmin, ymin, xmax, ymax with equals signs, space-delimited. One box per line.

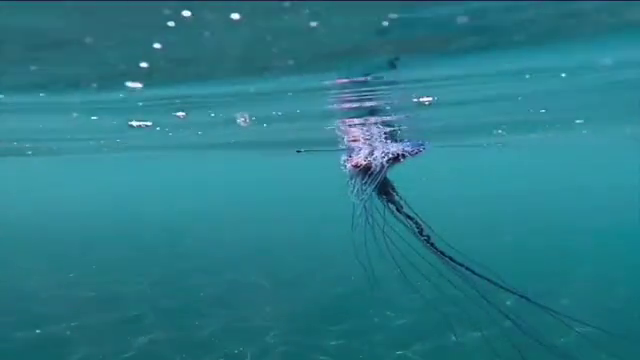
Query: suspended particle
xmin=230 ymin=12 xmax=241 ymax=21
xmin=139 ymin=61 xmax=149 ymax=68
xmin=412 ymin=95 xmax=435 ymax=106
xmin=128 ymin=120 xmax=153 ymax=128
xmin=181 ymin=10 xmax=192 ymax=18
xmin=173 ymin=111 xmax=187 ymax=119
xmin=166 ymin=21 xmax=176 ymax=27
xmin=235 ymin=112 xmax=251 ymax=127
xmin=124 ymin=81 xmax=144 ymax=89
xmin=152 ymin=42 xmax=163 ymax=49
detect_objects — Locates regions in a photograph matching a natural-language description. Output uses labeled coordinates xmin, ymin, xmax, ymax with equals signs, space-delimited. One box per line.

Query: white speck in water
xmin=35 ymin=329 xmax=41 ymax=334
xmin=139 ymin=61 xmax=149 ymax=68
xmin=197 ymin=131 xmax=202 ymax=135
xmin=173 ymin=111 xmax=187 ymax=119
xmin=263 ymin=123 xmax=267 ymax=127
xmin=388 ymin=13 xmax=399 ymax=19
xmin=91 ymin=116 xmax=98 ymax=120
xmin=309 ymin=21 xmax=318 ymax=27
xmin=235 ymin=112 xmax=251 ymax=127
xmin=0 ymin=94 xmax=4 ymax=99
xmin=575 ymin=119 xmax=585 ymax=124
xmin=166 ymin=20 xmax=176 ymax=27
xmin=525 ymin=74 xmax=531 ymax=79
xmin=72 ymin=112 xmax=79 ymax=118
xmin=39 ymin=93 xmax=46 ymax=97
xmin=412 ymin=95 xmax=435 ymax=106
xmin=230 ymin=12 xmax=241 ymax=21
xmin=125 ymin=81 xmax=144 ymax=89
xmin=539 ymin=109 xmax=546 ymax=113
xmin=181 ymin=10 xmax=192 ymax=18
xmin=152 ymin=42 xmax=163 ymax=49
xmin=381 ymin=20 xmax=389 ymax=27
xmin=560 ymin=73 xmax=567 ymax=77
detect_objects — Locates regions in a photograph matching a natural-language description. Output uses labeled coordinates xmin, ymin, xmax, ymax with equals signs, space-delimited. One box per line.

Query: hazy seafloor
xmin=1 ymin=2 xmax=639 ymax=360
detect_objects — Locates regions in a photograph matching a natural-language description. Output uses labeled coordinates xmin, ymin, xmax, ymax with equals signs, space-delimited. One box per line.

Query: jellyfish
xmin=328 ymin=58 xmax=633 ymax=359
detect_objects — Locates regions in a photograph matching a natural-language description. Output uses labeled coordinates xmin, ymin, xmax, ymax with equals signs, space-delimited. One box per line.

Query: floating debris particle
xmin=412 ymin=96 xmax=435 ymax=106
xmin=173 ymin=111 xmax=187 ymax=119
xmin=235 ymin=112 xmax=251 ymax=127
xmin=230 ymin=12 xmax=241 ymax=21
xmin=125 ymin=81 xmax=144 ymax=89
xmin=128 ymin=120 xmax=153 ymax=128
xmin=152 ymin=42 xmax=163 ymax=49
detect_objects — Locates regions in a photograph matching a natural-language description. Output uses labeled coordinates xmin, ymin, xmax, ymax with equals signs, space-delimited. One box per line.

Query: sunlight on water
xmin=0 ymin=2 xmax=639 ymax=360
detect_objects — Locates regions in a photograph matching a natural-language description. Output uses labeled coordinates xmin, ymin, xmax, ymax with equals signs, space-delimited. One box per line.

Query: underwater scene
xmin=1 ymin=1 xmax=639 ymax=360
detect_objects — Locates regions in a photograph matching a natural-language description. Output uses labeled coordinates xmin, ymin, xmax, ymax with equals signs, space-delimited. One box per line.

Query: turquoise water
xmin=1 ymin=2 xmax=639 ymax=360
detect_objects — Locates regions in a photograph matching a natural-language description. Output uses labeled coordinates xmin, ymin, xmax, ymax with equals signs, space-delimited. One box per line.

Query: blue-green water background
xmin=1 ymin=1 xmax=639 ymax=359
